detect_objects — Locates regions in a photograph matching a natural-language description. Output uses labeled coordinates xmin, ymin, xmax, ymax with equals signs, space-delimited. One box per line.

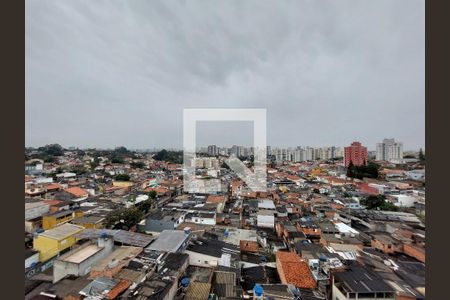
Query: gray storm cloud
xmin=26 ymin=0 xmax=424 ymax=150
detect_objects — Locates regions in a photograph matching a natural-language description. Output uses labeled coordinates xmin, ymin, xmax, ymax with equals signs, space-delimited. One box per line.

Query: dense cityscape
xmin=25 ymin=0 xmax=425 ymax=298
xmin=24 ymin=139 xmax=425 ymax=300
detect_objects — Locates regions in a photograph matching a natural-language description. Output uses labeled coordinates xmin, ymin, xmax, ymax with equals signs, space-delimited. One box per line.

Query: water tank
xmin=181 ymin=277 xmax=190 ymax=287
xmin=108 ymin=258 xmax=119 ymax=269
xmin=184 ymin=227 xmax=192 ymax=236
xmin=254 ymin=284 xmax=264 ymax=299
xmin=319 ymin=255 xmax=328 ymax=262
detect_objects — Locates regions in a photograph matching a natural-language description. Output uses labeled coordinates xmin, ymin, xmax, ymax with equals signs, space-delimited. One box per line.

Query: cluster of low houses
xmin=25 ymin=151 xmax=425 ymax=299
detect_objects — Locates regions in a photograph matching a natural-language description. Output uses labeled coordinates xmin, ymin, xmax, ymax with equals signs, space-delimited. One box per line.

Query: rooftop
xmin=38 ymin=223 xmax=85 ymax=241
xmin=91 ymin=246 xmax=142 ymax=272
xmin=64 ymin=186 xmax=89 ymax=197
xmin=185 ymin=282 xmax=212 ymax=300
xmin=186 ymin=238 xmax=240 ymax=258
xmin=60 ymin=244 xmax=102 ymax=264
xmin=71 ymin=215 xmax=105 ymax=225
xmin=334 ymin=265 xmax=395 ymax=293
xmin=75 ymin=229 xmax=154 ymax=247
xmin=276 ymin=251 xmax=316 ymax=289
xmin=146 ymin=230 xmax=188 ymax=252
xmin=258 ymin=199 xmax=276 ymax=209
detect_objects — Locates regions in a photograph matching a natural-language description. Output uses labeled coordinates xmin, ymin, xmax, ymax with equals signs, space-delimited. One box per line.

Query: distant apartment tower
xmin=306 ymin=147 xmax=315 ymax=161
xmin=294 ymin=148 xmax=306 ymax=162
xmin=344 ymin=141 xmax=368 ymax=167
xmin=230 ymin=145 xmax=244 ymax=157
xmin=376 ymin=138 xmax=403 ymax=162
xmin=207 ymin=145 xmax=218 ymax=156
xmin=335 ymin=147 xmax=344 ymax=158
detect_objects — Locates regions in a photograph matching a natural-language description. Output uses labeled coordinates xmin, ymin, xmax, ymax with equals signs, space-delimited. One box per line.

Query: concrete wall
xmin=332 ymin=283 xmax=349 ymax=300
xmin=185 ymin=250 xmax=219 ymax=268
xmin=187 ymin=217 xmax=216 ymax=225
xmin=144 ymin=219 xmax=176 ymax=233
xmin=403 ymin=244 xmax=425 ymax=263
xmin=53 ymin=238 xmax=114 ymax=283
xmin=25 ymin=252 xmax=39 ymax=269
xmin=163 ymin=280 xmax=178 ymax=300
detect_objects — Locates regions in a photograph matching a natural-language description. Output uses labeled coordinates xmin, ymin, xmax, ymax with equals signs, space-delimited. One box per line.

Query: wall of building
xmin=240 ymin=240 xmax=258 ymax=253
xmin=25 ymin=219 xmax=42 ymax=233
xmin=25 ymin=252 xmax=39 ymax=269
xmin=403 ymin=244 xmax=425 ymax=263
xmin=184 ymin=250 xmax=219 ymax=268
xmin=186 ymin=216 xmax=216 ymax=225
xmin=392 ymin=195 xmax=417 ymax=208
xmin=53 ymin=238 xmax=114 ymax=283
xmin=43 ymin=213 xmax=74 ymax=230
xmin=34 ymin=235 xmax=78 ymax=262
xmin=332 ymin=283 xmax=349 ymax=300
xmin=163 ymin=281 xmax=178 ymax=300
xmin=145 ymin=219 xmax=176 ymax=233
xmin=370 ymin=239 xmax=402 ymax=254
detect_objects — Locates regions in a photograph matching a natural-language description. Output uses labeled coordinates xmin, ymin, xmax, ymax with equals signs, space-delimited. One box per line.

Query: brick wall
xmin=403 ymin=243 xmax=425 ymax=263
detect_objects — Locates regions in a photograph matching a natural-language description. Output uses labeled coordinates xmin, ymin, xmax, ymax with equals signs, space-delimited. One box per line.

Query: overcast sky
xmin=26 ymin=0 xmax=424 ymax=151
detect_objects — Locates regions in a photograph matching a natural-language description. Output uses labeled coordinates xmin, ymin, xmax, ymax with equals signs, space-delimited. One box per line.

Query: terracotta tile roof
xmin=207 ymin=195 xmax=225 ymax=203
xmin=43 ymin=199 xmax=62 ymax=206
xmin=276 ymin=251 xmax=317 ymax=289
xmin=380 ymin=169 xmax=405 ymax=175
xmin=144 ymin=187 xmax=168 ymax=194
xmin=45 ymin=183 xmax=61 ymax=191
xmin=286 ymin=174 xmax=301 ymax=181
xmin=106 ymin=279 xmax=131 ymax=299
xmin=64 ymin=186 xmax=89 ymax=197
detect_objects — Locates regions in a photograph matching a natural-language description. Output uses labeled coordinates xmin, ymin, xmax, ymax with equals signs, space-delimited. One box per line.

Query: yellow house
xmin=42 ymin=210 xmax=84 ymax=230
xmin=112 ymin=181 xmax=134 ymax=188
xmin=33 ymin=223 xmax=85 ymax=262
xmin=71 ymin=216 xmax=105 ymax=229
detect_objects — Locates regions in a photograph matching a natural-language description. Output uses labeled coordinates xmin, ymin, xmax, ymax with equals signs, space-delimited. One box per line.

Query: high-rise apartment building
xmin=376 ymin=138 xmax=403 ymax=162
xmin=207 ymin=145 xmax=218 ymax=156
xmin=344 ymin=141 xmax=368 ymax=167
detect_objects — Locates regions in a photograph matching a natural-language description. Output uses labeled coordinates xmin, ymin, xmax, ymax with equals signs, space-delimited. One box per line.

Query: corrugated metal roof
xmin=214 ymin=271 xmax=236 ymax=284
xmin=75 ymin=229 xmax=154 ymax=247
xmin=185 ymin=282 xmax=211 ymax=300
xmin=39 ymin=223 xmax=85 ymax=240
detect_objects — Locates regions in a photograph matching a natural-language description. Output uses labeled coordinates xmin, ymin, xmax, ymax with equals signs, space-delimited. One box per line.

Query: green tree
xmin=104 ymin=207 xmax=144 ymax=229
xmin=114 ymin=146 xmax=129 ymax=154
xmin=419 ymin=148 xmax=425 ymax=161
xmin=346 ymin=160 xmax=355 ymax=178
xmin=137 ymin=199 xmax=156 ymax=213
xmin=131 ymin=161 xmax=145 ymax=169
xmin=361 ymin=195 xmax=398 ymax=211
xmin=38 ymin=144 xmax=64 ymax=156
xmin=347 ymin=161 xmax=379 ymax=179
xmin=115 ymin=174 xmax=130 ymax=181
xmin=69 ymin=164 xmax=87 ymax=175
xmin=90 ymin=157 xmax=100 ymax=169
xmin=153 ymin=149 xmax=183 ymax=164
xmin=148 ymin=190 xmax=157 ymax=199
